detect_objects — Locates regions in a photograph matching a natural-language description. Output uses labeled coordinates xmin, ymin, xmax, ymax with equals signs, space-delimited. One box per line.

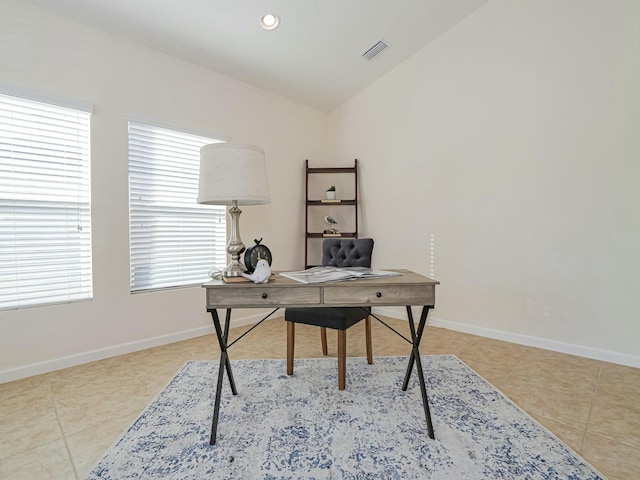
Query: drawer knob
xmin=261 ymin=293 xmax=268 ymax=299
xmin=376 ymin=292 xmax=382 ymax=298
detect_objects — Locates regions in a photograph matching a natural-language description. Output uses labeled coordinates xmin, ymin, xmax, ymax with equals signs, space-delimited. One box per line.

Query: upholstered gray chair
xmin=285 ymin=238 xmax=374 ymax=389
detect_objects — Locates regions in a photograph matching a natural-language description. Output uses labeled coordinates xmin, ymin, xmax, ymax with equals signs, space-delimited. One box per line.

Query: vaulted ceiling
xmin=24 ymin=0 xmax=489 ymax=111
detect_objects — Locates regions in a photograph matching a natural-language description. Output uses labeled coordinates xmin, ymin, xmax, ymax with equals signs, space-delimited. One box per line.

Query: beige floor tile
xmin=523 ymin=346 xmax=602 ymax=367
xmin=458 ymin=336 xmax=531 ymax=363
xmin=0 ymin=373 xmax=48 ymax=399
xmin=45 ymin=354 xmax=133 ymax=388
xmin=582 ymin=432 xmax=640 ymax=480
xmin=191 ymin=318 xmax=290 ymax=360
xmin=599 ymin=360 xmax=640 ymax=380
xmin=459 ymin=358 xmax=515 ymax=389
xmin=0 ymin=379 xmax=54 ymax=423
xmin=0 ymin=410 xmax=64 ymax=460
xmin=54 ymin=380 xmax=155 ymax=437
xmin=49 ymin=370 xmax=142 ymax=402
xmin=513 ymin=347 xmax=601 ymax=384
xmin=456 ymin=337 xmax=529 ymax=387
xmin=120 ymin=352 xmax=194 ymax=396
xmin=131 ymin=366 xmax=184 ymax=395
xmin=587 ymin=392 xmax=640 ymax=449
xmin=498 ymin=373 xmax=594 ymax=428
xmin=596 ymin=361 xmax=640 ymax=409
xmin=120 ymin=342 xmax=194 ymax=371
xmin=509 ymin=361 xmax=598 ymax=400
xmin=532 ymin=414 xmax=586 ymax=454
xmin=67 ymin=420 xmax=130 ymax=477
xmin=420 ymin=325 xmax=480 ymax=356
xmin=374 ymin=320 xmax=451 ymax=357
xmin=0 ymin=439 xmax=76 ymax=480
xmin=176 ymin=333 xmax=221 ymax=360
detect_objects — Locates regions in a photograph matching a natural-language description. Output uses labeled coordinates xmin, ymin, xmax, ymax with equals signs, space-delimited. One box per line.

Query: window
xmin=128 ymin=121 xmax=226 ymax=292
xmin=0 ymin=93 xmax=92 ymax=310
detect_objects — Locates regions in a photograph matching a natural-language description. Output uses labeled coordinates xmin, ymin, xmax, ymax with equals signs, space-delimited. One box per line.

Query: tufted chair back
xmin=322 ymin=238 xmax=374 ymax=268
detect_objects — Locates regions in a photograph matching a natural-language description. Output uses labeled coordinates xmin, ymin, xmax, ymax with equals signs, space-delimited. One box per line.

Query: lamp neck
xmin=224 ymin=200 xmax=246 ymax=277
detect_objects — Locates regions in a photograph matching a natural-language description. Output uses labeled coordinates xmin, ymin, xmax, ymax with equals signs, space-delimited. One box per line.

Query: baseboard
xmin=0 ymin=312 xmax=261 ymax=384
xmin=374 ymin=307 xmax=640 ymax=368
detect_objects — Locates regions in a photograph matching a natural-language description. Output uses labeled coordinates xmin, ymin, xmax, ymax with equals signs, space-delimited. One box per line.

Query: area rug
xmin=85 ymin=355 xmax=604 ymax=479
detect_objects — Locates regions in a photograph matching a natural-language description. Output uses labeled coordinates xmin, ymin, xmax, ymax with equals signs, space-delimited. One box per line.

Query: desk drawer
xmin=206 ymin=286 xmax=320 ymax=308
xmin=323 ymin=284 xmax=434 ymax=306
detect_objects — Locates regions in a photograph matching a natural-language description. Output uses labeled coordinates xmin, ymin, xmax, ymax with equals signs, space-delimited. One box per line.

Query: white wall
xmin=2 ymin=0 xmax=639 ymax=382
xmin=328 ymin=0 xmax=640 ymax=366
xmin=0 ymin=0 xmax=327 ymax=381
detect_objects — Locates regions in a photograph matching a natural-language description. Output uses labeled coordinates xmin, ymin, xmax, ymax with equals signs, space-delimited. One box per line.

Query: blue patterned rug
xmin=85 ymin=355 xmax=603 ymax=479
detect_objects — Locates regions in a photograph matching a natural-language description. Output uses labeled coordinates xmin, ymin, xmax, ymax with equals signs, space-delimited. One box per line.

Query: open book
xmin=279 ymin=266 xmax=402 ymax=284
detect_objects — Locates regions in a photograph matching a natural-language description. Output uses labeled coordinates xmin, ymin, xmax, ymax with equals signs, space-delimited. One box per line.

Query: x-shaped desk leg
xmin=402 ymin=305 xmax=435 ymax=439
xmin=209 ymin=308 xmax=238 ymax=445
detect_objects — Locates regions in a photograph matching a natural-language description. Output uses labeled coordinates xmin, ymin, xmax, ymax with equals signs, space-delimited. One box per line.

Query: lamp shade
xmin=198 ymin=143 xmax=271 ymax=206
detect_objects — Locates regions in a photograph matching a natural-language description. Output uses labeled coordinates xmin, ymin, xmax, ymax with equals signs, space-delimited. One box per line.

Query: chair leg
xmin=365 ymin=316 xmax=373 ymax=364
xmin=287 ymin=321 xmax=295 ymax=375
xmin=337 ymin=330 xmax=346 ymax=390
xmin=321 ymin=327 xmax=328 ymax=355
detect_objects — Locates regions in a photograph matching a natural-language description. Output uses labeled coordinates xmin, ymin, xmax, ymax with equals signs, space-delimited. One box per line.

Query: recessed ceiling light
xmin=260 ymin=13 xmax=279 ymax=30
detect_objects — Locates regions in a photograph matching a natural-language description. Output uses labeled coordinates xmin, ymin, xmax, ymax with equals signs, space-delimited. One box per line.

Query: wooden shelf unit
xmin=304 ymin=159 xmax=359 ymax=268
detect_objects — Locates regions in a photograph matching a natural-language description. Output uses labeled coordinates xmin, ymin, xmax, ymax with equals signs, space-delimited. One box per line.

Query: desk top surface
xmin=203 ymin=269 xmax=438 ymax=308
xmin=202 ymin=269 xmax=439 ymax=289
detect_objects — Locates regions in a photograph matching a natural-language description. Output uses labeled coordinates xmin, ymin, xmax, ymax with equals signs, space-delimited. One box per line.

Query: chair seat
xmin=285 ymin=307 xmax=370 ymax=331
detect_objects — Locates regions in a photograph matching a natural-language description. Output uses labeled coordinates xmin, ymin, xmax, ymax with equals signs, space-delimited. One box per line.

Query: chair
xmin=285 ymin=238 xmax=374 ymax=390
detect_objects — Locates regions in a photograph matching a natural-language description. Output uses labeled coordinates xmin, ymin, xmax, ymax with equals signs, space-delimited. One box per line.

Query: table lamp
xmin=198 ymin=143 xmax=270 ymax=278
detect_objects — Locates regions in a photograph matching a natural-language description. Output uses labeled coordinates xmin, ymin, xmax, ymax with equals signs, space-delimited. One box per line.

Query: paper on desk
xmin=279 ymin=266 xmax=401 ymax=284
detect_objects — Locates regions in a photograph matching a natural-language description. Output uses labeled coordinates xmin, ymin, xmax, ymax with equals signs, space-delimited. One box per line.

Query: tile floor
xmin=0 ymin=317 xmax=638 ymax=479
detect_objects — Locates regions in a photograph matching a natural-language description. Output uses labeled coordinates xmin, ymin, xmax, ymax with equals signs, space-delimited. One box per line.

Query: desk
xmin=202 ymin=269 xmax=439 ymax=445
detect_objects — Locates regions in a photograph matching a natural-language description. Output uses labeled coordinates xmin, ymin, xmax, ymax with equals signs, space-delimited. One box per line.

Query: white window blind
xmin=0 ymin=93 xmax=92 ymax=310
xmin=128 ymin=121 xmax=226 ymax=292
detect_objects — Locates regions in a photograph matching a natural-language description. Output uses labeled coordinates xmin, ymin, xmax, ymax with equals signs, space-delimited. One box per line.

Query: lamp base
xmin=223 ymin=201 xmax=246 ymax=277
xmin=223 ymin=261 xmax=246 ymax=278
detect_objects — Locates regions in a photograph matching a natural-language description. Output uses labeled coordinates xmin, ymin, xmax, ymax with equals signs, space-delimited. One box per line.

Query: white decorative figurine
xmin=241 ymin=259 xmax=271 ymax=283
xmin=323 ymin=215 xmax=340 ymax=235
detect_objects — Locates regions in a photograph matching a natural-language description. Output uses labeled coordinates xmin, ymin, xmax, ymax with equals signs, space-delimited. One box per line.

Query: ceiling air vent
xmin=361 ymin=40 xmax=389 ymax=61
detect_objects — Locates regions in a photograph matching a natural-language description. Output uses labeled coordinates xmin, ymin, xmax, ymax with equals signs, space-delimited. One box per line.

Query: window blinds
xmin=0 ymin=94 xmax=92 ymax=310
xmin=128 ymin=121 xmax=226 ymax=292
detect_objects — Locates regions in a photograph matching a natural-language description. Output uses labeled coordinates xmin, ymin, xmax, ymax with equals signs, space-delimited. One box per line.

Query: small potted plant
xmin=326 ymin=185 xmax=336 ymax=200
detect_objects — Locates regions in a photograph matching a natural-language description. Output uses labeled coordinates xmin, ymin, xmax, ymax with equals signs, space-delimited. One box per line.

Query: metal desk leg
xmin=402 ymin=305 xmax=435 ymax=439
xmin=402 ymin=306 xmax=429 ymax=389
xmin=209 ymin=308 xmax=238 ymax=445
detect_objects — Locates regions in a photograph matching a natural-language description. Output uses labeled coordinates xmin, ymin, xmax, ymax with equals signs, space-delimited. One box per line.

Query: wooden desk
xmin=203 ymin=269 xmax=439 ymax=444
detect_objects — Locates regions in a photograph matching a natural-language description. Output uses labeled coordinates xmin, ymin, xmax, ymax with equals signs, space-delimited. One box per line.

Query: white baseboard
xmin=0 ymin=312 xmax=262 ymax=384
xmin=374 ymin=307 xmax=640 ymax=368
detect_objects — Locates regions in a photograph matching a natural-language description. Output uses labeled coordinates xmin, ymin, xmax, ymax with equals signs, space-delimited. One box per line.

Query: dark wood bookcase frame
xmin=304 ymin=159 xmax=359 ymax=268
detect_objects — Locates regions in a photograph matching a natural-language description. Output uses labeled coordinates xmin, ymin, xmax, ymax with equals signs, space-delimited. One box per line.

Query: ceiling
xmin=24 ymin=0 xmax=489 ymax=112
